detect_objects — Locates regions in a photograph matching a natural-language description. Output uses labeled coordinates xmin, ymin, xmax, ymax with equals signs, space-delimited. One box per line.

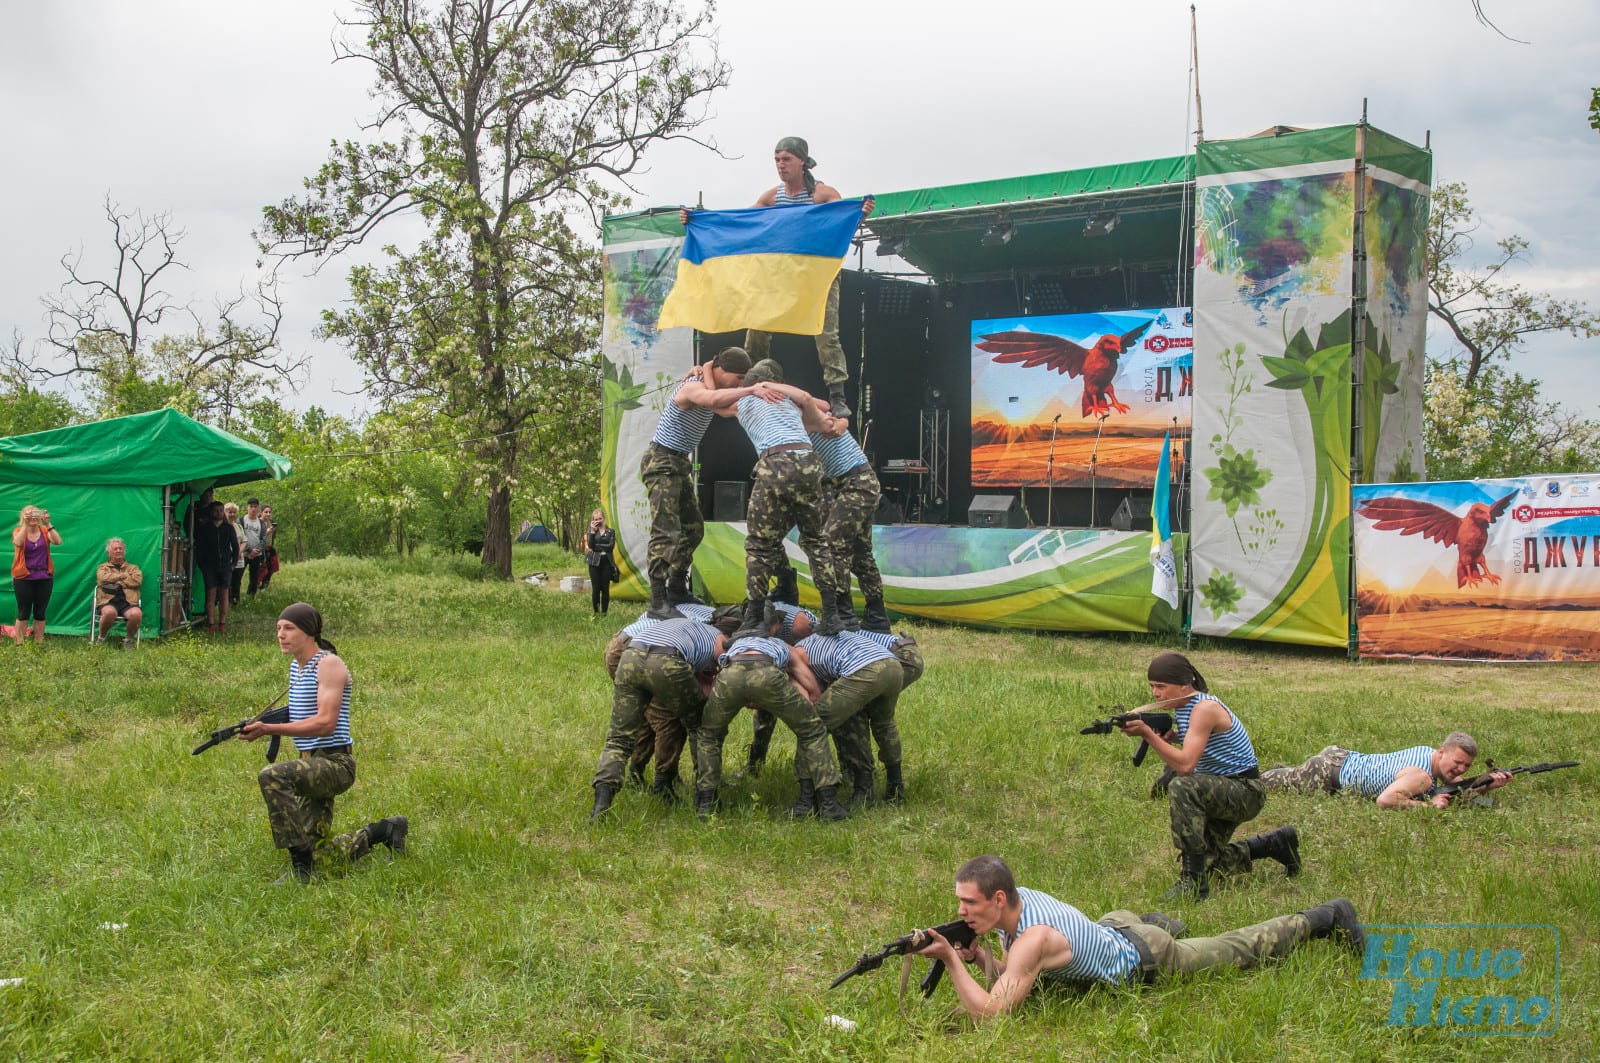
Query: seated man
xmin=1262 ymin=731 xmax=1511 ymax=809
xmin=913 ymin=855 xmax=1363 ymax=1021
xmin=691 ymin=629 xmax=846 ymax=822
xmin=95 ymin=537 xmax=144 ymax=647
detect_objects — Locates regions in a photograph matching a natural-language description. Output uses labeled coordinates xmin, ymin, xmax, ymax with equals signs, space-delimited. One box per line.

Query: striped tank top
xmin=1175 ymin=694 xmax=1257 ymax=775
xmin=719 ymin=635 xmax=790 ymax=669
xmin=288 ymin=650 xmax=352 ymax=752
xmin=1338 ymin=746 xmax=1435 ymax=798
xmin=771 ymin=602 xmax=818 ymax=638
xmin=738 ymin=394 xmax=810 ymax=452
xmin=1005 ymin=887 xmax=1139 ymax=987
xmin=622 ymin=603 xmax=714 ymax=638
xmin=808 ymin=428 xmax=868 ymax=478
xmin=650 ymin=380 xmax=716 ymax=455
xmin=773 ymin=185 xmax=814 ymax=206
xmin=854 ymin=629 xmax=906 ymax=651
xmin=796 ymin=631 xmax=895 ymax=684
xmin=628 ymin=618 xmax=722 ymax=671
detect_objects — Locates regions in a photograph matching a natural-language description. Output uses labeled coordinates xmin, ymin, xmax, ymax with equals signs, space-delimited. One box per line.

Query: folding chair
xmin=89 ymin=589 xmax=141 ymax=647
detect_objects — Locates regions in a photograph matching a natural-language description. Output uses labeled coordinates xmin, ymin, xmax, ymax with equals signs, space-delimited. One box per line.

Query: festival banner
xmin=1354 ymin=474 xmax=1600 ymax=661
xmin=970 ymin=307 xmax=1192 ymax=489
xmin=691 ymin=523 xmax=1184 ymax=634
xmin=1188 ymin=127 xmax=1361 ymax=648
xmin=601 ymin=211 xmax=695 ymax=598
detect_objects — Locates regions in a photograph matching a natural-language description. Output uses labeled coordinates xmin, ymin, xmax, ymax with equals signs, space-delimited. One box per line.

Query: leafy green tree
xmin=1425 ymin=182 xmax=1600 ymax=479
xmin=8 ymin=196 xmax=298 ymax=428
xmin=258 ymin=0 xmax=727 ymax=577
xmin=0 ymin=348 xmax=79 ymax=437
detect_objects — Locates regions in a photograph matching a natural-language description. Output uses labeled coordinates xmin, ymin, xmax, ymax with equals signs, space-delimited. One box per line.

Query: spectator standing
xmin=10 ymin=505 xmax=62 ymax=645
xmin=585 ymin=509 xmax=617 ymax=618
xmin=240 ymin=498 xmax=268 ymax=596
xmin=225 ymin=502 xmax=248 ymax=605
xmin=193 ymin=500 xmax=240 ymax=633
xmin=258 ymin=505 xmax=279 ymax=590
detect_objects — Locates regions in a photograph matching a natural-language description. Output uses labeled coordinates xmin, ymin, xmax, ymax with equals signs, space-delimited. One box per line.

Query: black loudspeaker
xmin=713 ymin=481 xmax=748 ymax=521
xmin=873 ymin=496 xmax=904 ymax=525
xmin=968 ymin=494 xmax=1024 ymax=529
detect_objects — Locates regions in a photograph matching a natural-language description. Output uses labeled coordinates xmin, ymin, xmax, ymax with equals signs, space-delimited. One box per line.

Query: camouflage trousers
xmin=694 ymin=660 xmax=839 ymax=792
xmin=593 ymin=647 xmax=706 ymax=789
xmin=817 ymin=465 xmax=883 ymax=596
xmin=745 ymin=449 xmax=825 ymax=601
xmin=1097 ymin=909 xmax=1312 ymax=980
xmin=811 ymin=658 xmax=903 ymax=781
xmin=745 ymin=273 xmax=848 ymax=388
xmin=605 ymin=634 xmax=688 ymax=779
xmin=891 ymin=637 xmax=924 ymax=689
xmin=1262 ymin=746 xmax=1350 ymax=795
xmin=258 ymin=750 xmax=373 ymax=862
xmin=640 ymin=443 xmax=702 ymax=584
xmin=1167 ymin=772 xmax=1266 ymax=875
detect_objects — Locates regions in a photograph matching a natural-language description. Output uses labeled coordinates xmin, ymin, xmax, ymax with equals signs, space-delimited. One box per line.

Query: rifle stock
xmin=192 ymin=704 xmax=292 ymax=762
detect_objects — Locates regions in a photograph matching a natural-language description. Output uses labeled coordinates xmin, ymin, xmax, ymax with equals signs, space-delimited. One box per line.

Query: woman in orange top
xmin=11 ymin=505 xmax=63 ymax=645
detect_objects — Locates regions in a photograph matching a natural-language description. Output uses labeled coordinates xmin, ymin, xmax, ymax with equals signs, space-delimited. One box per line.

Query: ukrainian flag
xmin=657 ymin=200 xmax=863 ymax=335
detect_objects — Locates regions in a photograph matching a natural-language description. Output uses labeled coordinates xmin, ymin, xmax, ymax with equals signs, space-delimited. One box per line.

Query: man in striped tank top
xmin=742 ymin=601 xmax=817 ymax=777
xmin=913 ymin=855 xmax=1364 ymax=1019
xmin=1118 ymin=653 xmax=1301 ymax=900
xmin=591 ymin=617 xmax=728 ymax=820
xmin=743 ymin=136 xmax=874 ymax=420
xmin=602 ymin=603 xmax=721 ymax=801
xmin=691 ymin=631 xmax=847 ymax=821
xmin=245 ymin=604 xmax=407 ymax=884
xmin=1262 ymin=731 xmax=1511 ymax=809
xmin=794 ymin=629 xmax=904 ymax=808
xmin=641 ymin=346 xmax=766 ymax=619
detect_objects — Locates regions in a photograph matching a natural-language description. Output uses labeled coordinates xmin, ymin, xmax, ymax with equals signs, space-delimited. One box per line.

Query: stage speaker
xmin=713 ymin=480 xmax=747 ymax=521
xmin=968 ymin=494 xmax=1024 ymax=529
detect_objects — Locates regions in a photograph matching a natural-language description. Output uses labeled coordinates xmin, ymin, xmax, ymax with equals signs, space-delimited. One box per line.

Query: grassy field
xmin=1 ymin=547 xmax=1595 ymax=1062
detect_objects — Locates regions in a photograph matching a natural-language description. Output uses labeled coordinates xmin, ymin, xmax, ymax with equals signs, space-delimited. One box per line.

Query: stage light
xmin=1027 ymin=278 xmax=1070 ymax=315
xmin=875 ymin=235 xmax=907 ymax=257
xmin=981 ymin=222 xmax=1015 ymax=247
xmin=1083 ymin=214 xmax=1119 ymax=238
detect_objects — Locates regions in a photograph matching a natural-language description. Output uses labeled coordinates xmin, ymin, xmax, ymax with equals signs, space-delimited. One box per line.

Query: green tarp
xmin=1 ymin=410 xmax=291 ymax=637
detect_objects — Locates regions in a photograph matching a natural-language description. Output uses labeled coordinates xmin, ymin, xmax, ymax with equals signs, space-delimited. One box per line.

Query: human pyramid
xmin=590 ymin=348 xmax=913 ymax=822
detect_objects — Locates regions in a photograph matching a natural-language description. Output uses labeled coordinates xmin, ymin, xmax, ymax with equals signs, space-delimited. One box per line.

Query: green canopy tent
xmin=0 ymin=409 xmax=292 ymax=637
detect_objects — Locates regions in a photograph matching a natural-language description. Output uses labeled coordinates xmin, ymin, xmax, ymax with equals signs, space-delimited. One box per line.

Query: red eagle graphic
xmin=1355 ymin=492 xmax=1518 ymax=588
xmin=976 ymin=320 xmax=1154 ymax=418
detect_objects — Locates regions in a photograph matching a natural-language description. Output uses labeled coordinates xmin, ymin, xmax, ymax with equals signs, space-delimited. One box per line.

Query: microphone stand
xmin=1089 ymin=411 xmax=1110 ymax=527
xmin=1046 ymin=413 xmax=1061 ymax=527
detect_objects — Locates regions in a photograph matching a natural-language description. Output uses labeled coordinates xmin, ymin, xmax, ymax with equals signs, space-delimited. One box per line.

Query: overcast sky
xmin=3 ymin=0 xmax=1595 ymax=419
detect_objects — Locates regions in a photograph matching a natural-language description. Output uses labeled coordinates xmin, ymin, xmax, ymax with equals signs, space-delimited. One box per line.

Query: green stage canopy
xmin=0 ymin=408 xmax=290 ymax=488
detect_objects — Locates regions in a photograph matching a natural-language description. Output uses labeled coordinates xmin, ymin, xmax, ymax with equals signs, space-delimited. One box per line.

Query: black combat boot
xmin=647 ymin=577 xmax=682 ymax=620
xmin=731 ymin=596 xmax=768 ymax=640
xmin=860 ymin=595 xmax=892 ymax=634
xmin=828 ymin=384 xmax=852 ymax=419
xmin=814 ymin=588 xmax=845 ymax=636
xmin=590 ymin=782 xmax=618 ymax=822
xmin=744 ymin=719 xmax=774 ymax=778
xmin=275 ymin=846 xmax=315 ymax=885
xmin=772 ymin=567 xmax=800 ymax=606
xmin=1161 ymin=851 xmax=1210 ymax=901
xmin=1301 ymin=898 xmax=1365 ymax=955
xmin=785 ymin=779 xmax=817 ymax=819
xmin=815 ymin=784 xmax=850 ymax=821
xmin=382 ymin=816 xmax=408 ymax=854
xmin=883 ymin=762 xmax=905 ymax=804
xmin=845 ymin=764 xmax=875 ymax=811
xmin=1138 ymin=911 xmax=1189 ymax=938
xmin=694 ymin=788 xmax=719 ymax=822
xmin=650 ymin=765 xmax=681 ymax=805
xmin=626 ymin=761 xmax=648 ymax=789
xmin=1245 ymin=825 xmax=1302 ymax=877
xmin=666 ymin=572 xmax=705 ymax=607
xmin=834 ymin=588 xmax=862 ymax=631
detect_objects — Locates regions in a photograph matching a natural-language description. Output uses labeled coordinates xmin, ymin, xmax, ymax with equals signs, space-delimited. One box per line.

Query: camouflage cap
xmin=774 ymin=137 xmax=816 ymax=169
xmin=743 ymin=358 xmax=785 ymax=386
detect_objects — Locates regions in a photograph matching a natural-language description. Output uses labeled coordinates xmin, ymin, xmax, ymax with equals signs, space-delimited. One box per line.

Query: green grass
xmin=1 ymin=545 xmax=1596 ymax=1061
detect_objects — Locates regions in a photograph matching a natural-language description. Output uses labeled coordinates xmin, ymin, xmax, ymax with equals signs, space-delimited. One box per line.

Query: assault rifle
xmin=1431 ymin=760 xmax=1579 ymax=808
xmin=1080 ymin=696 xmax=1186 ymax=766
xmin=829 ymin=919 xmax=977 ymax=999
xmin=193 ymin=692 xmax=292 ymax=762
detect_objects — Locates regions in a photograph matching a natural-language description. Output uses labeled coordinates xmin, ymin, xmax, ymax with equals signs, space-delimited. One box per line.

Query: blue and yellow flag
xmin=657 ymin=200 xmax=862 ymax=335
xmin=1150 ymin=432 xmax=1180 ymax=608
